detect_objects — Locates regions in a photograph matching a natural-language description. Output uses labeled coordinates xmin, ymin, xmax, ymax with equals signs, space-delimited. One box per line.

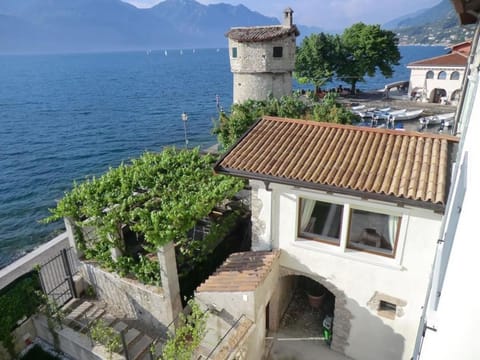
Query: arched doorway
xmin=266 ymin=271 xmax=351 ymax=358
xmin=432 ymin=88 xmax=447 ymax=103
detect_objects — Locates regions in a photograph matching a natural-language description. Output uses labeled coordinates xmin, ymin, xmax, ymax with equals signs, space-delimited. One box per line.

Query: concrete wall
xmin=0 ymin=317 xmax=37 ymax=359
xmin=0 ymin=232 xmax=70 ymax=290
xmin=81 ymin=262 xmax=171 ymax=333
xmin=253 ymin=182 xmax=442 ymax=360
xmin=408 ymin=67 xmax=464 ymax=102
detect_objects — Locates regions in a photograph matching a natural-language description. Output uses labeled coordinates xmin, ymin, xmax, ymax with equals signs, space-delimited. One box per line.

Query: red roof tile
xmin=215 ymin=117 xmax=459 ymax=211
xmin=196 ymin=251 xmax=280 ymax=293
xmin=226 ymin=25 xmax=299 ymax=42
xmin=408 ymin=52 xmax=468 ymax=67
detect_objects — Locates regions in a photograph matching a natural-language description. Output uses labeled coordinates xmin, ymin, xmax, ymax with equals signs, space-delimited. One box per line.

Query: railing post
xmin=61 ymin=248 xmax=78 ymax=298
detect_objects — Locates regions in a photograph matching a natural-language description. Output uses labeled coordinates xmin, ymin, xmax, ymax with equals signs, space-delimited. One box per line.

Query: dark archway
xmin=267 ymin=269 xmax=351 ymax=356
xmin=431 ymin=88 xmax=447 ymax=103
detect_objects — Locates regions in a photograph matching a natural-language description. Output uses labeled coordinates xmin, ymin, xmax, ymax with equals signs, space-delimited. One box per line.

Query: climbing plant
xmin=160 ymin=299 xmax=207 ymax=360
xmin=44 ymin=148 xmax=245 ymax=285
xmin=0 ymin=272 xmax=42 ymax=358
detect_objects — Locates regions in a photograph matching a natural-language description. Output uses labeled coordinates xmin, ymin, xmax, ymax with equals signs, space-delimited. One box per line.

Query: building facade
xmin=407 ymin=41 xmax=470 ymax=104
xmin=225 ymin=8 xmax=299 ymax=103
xmin=214 ymin=117 xmax=458 ymax=360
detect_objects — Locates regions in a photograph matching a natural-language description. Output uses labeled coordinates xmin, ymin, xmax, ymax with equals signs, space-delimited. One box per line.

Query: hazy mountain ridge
xmin=0 ymin=0 xmax=322 ymax=54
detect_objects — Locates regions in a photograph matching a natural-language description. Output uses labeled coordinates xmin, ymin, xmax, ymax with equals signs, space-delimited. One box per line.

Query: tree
xmin=337 ymin=23 xmax=401 ymax=94
xmin=295 ymin=33 xmax=340 ymax=93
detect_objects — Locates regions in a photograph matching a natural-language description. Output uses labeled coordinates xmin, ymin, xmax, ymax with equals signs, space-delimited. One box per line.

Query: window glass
xmin=426 ymin=71 xmax=434 ymax=79
xmin=232 ymin=47 xmax=237 ymax=58
xmin=273 ymin=46 xmax=283 ymax=58
xmin=347 ymin=209 xmax=400 ymax=256
xmin=450 ymin=71 xmax=460 ymax=80
xmin=298 ymin=199 xmax=343 ymax=244
xmin=438 ymin=71 xmax=447 ymax=80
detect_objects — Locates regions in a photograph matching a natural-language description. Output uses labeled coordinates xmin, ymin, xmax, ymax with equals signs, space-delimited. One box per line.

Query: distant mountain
xmin=0 ymin=0 xmax=319 ymax=54
xmin=384 ymin=0 xmax=475 ymax=45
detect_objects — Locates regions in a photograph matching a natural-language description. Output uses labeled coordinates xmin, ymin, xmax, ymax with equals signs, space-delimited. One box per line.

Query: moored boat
xmin=392 ymin=109 xmax=424 ymax=121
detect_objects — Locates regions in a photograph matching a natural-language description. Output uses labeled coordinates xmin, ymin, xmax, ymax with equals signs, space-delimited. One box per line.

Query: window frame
xmin=438 ymin=71 xmax=447 ymax=80
xmin=450 ymin=71 xmax=460 ymax=80
xmin=232 ymin=47 xmax=238 ymax=58
xmin=273 ymin=46 xmax=283 ymax=58
xmin=297 ymin=198 xmax=343 ymax=246
xmin=346 ymin=208 xmax=401 ymax=258
xmin=296 ymin=196 xmax=403 ymax=259
xmin=426 ymin=70 xmax=434 ymax=79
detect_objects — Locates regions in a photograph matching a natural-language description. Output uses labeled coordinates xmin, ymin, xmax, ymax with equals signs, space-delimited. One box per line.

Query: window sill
xmin=292 ymin=239 xmax=404 ymax=271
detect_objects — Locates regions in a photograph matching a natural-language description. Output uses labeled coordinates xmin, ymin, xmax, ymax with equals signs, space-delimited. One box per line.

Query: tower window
xmin=273 ymin=46 xmax=283 ymax=58
xmin=232 ymin=47 xmax=237 ymax=58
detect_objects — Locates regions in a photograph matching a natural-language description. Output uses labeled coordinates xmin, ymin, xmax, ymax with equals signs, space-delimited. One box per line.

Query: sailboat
xmin=180 ymin=49 xmax=183 ymax=55
xmin=164 ymin=50 xmax=168 ymax=56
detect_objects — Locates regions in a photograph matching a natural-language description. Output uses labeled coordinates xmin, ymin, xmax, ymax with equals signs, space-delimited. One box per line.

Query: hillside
xmin=386 ymin=0 xmax=475 ymax=45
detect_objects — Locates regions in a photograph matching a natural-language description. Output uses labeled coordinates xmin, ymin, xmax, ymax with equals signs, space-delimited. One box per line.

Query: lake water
xmin=0 ymin=45 xmax=446 ymax=268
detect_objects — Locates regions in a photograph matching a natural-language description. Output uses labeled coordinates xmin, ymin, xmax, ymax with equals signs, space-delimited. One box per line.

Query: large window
xmin=438 ymin=71 xmax=447 ymax=80
xmin=426 ymin=71 xmax=434 ymax=79
xmin=298 ymin=198 xmax=401 ymax=257
xmin=298 ymin=199 xmax=343 ymax=245
xmin=347 ymin=209 xmax=400 ymax=257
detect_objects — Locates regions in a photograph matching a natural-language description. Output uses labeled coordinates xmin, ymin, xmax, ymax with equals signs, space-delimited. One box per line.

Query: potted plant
xmin=305 ymin=278 xmax=325 ymax=309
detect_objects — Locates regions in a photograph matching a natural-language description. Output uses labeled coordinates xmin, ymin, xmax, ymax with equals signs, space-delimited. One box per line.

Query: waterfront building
xmin=407 ymin=40 xmax=470 ymax=104
xmin=225 ymin=8 xmax=299 ymax=103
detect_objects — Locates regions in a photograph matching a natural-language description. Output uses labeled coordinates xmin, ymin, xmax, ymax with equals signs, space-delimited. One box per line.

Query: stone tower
xmin=225 ymin=8 xmax=300 ymax=103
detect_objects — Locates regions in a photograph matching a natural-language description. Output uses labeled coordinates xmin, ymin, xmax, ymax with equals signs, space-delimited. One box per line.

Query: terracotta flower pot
xmin=307 ymin=291 xmax=325 ymax=309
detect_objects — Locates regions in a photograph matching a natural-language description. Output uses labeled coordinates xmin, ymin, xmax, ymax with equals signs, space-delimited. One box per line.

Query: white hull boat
xmin=392 ymin=109 xmax=424 ymax=121
xmin=419 ymin=112 xmax=455 ymax=126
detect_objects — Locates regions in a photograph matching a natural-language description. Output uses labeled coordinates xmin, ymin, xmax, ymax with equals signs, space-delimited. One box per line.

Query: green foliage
xmin=38 ymin=292 xmax=65 ymax=352
xmin=44 ymin=148 xmax=244 ymax=286
xmin=161 ymin=299 xmax=207 ymax=360
xmin=213 ymin=95 xmax=308 ymax=150
xmin=311 ymin=93 xmax=358 ymax=124
xmin=90 ymin=319 xmax=122 ymax=359
xmin=337 ymin=23 xmax=401 ymax=94
xmin=294 ymin=23 xmax=400 ymax=95
xmin=0 ymin=273 xmax=42 ymax=358
xmin=295 ymin=32 xmax=341 ymax=92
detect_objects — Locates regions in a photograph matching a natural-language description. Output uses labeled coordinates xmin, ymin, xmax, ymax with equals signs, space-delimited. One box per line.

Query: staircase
xmin=63 ymin=299 xmax=165 ymax=360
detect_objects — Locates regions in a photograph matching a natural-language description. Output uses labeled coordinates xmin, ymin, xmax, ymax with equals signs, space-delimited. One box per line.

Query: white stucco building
xmin=412 ymin=1 xmax=480 ymax=358
xmin=211 ymin=118 xmax=458 ymax=360
xmin=225 ymin=8 xmax=299 ymax=103
xmin=407 ymin=41 xmax=470 ymax=104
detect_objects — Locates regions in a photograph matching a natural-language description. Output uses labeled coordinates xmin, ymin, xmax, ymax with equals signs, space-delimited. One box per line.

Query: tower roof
xmin=226 ymin=25 xmax=299 ymax=43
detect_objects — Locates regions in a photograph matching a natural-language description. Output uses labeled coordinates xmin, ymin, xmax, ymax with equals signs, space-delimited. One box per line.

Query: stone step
xmin=66 ymin=301 xmax=93 ymax=321
xmin=124 ymin=328 xmax=142 ymax=347
xmin=100 ymin=313 xmax=117 ymax=327
xmin=128 ymin=334 xmax=153 ymax=360
xmin=113 ymin=321 xmax=129 ymax=334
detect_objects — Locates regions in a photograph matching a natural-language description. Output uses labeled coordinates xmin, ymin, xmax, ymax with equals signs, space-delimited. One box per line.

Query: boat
xmin=387 ymin=109 xmax=407 ymax=116
xmin=351 ymin=105 xmax=366 ymax=111
xmin=419 ymin=112 xmax=455 ymax=126
xmin=164 ymin=50 xmax=168 ymax=56
xmin=392 ymin=109 xmax=424 ymax=121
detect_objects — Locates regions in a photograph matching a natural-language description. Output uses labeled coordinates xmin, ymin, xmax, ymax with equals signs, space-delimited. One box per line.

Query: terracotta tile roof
xmin=226 ymin=25 xmax=299 ymax=42
xmin=408 ymin=52 xmax=468 ymax=67
xmin=196 ymin=251 xmax=280 ymax=293
xmin=215 ymin=117 xmax=459 ymax=211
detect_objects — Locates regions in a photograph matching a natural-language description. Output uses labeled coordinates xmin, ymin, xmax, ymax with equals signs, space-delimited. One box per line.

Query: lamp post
xmin=181 ymin=112 xmax=188 ymax=148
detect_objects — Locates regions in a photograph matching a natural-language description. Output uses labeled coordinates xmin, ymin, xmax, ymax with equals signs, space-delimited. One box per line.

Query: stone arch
xmin=272 ymin=267 xmax=352 ymax=355
xmin=430 ymin=88 xmax=447 ymax=103
xmin=451 ymin=89 xmax=462 ymax=102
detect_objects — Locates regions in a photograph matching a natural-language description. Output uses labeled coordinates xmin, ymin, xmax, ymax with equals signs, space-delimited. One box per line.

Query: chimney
xmin=283 ymin=7 xmax=293 ymax=28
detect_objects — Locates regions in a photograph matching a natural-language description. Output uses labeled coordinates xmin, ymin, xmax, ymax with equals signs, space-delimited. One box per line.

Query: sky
xmin=123 ymin=0 xmax=442 ymax=30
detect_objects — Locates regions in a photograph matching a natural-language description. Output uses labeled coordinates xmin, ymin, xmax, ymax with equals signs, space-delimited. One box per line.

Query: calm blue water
xmin=0 ymin=45 xmax=446 ymax=268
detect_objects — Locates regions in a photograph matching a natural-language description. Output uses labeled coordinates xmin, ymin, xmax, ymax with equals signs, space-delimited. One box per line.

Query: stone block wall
xmin=81 ymin=263 xmax=171 ymax=333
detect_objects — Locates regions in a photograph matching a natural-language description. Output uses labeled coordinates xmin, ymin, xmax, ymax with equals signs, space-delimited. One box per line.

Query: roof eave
xmin=214 ymin=167 xmax=446 ymax=214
